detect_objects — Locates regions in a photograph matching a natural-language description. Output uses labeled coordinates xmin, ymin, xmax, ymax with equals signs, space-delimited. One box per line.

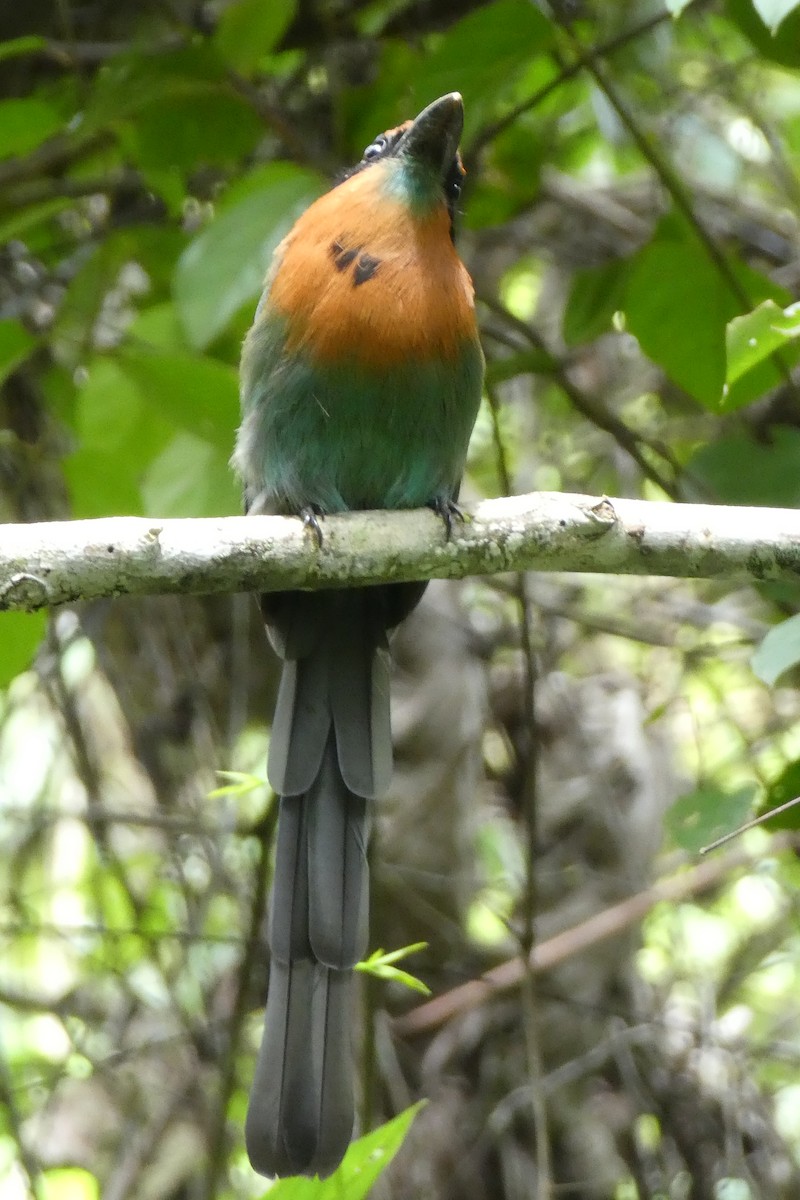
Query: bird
xmin=233 ymin=92 xmax=484 ymax=1179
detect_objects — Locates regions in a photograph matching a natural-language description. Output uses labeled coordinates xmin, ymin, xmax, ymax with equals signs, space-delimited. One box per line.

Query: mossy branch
xmin=1 ymin=492 xmax=799 ymax=612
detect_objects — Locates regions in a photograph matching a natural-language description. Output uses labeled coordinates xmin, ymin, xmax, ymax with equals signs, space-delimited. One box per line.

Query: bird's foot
xmin=300 ymin=504 xmax=325 ymax=548
xmin=428 ymin=496 xmax=467 ymax=541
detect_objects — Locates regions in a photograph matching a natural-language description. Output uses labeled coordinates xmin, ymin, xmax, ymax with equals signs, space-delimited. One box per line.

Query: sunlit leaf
xmin=209 ymin=771 xmax=266 ymax=798
xmin=0 ymin=611 xmax=47 ymax=686
xmin=116 ymin=347 xmax=238 ymax=447
xmin=726 ymin=300 xmax=800 ymax=389
xmin=41 ymin=1167 xmax=99 ymax=1200
xmin=0 ymin=36 xmax=47 ymax=62
xmin=356 ymin=944 xmax=431 ymax=995
xmin=752 ymin=0 xmax=800 ymax=34
xmin=0 ymin=97 xmax=63 ymax=159
xmin=752 ymin=615 xmax=800 ymax=686
xmin=726 ymin=0 xmax=800 ymax=65
xmin=65 ymin=360 xmax=169 ymax=516
xmin=140 ymin=431 xmax=239 ymax=517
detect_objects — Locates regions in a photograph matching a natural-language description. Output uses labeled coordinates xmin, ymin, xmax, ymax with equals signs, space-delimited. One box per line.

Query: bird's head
xmin=250 ymin=92 xmax=476 ymax=370
xmin=339 ymin=93 xmax=466 ymax=234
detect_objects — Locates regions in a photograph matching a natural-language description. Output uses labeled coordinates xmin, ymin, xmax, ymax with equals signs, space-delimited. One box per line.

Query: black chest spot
xmin=330 ymin=239 xmax=382 ymax=287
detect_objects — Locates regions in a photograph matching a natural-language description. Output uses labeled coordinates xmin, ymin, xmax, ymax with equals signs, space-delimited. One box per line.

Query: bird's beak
xmin=396 ymin=93 xmax=464 ymax=179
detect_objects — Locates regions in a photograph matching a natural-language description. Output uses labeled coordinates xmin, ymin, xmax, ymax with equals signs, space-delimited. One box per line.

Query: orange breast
xmin=265 ymin=167 xmax=478 ymax=368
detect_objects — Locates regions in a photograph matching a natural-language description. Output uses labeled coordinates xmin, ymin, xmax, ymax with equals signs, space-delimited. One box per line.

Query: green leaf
xmin=0 ymin=197 xmax=71 ymax=246
xmin=0 ymin=320 xmax=36 ymax=385
xmin=85 ymin=45 xmax=228 ymax=125
xmin=121 ymin=90 xmax=262 ymax=177
xmin=0 ymin=611 xmax=47 ymax=686
xmin=208 ymin=771 xmax=265 ymax=798
xmin=64 ymin=359 xmax=174 ymax=517
xmin=41 ymin=1167 xmax=99 ymax=1200
xmin=752 ymin=615 xmax=800 ymax=686
xmin=719 ymin=267 xmax=797 ymax=412
xmin=624 ymin=230 xmax=734 ymax=407
xmin=140 ymin=432 xmax=239 ymax=517
xmin=752 ymin=0 xmax=800 ymax=34
xmin=688 ymin=428 xmax=800 ymax=507
xmin=50 ymin=236 xmax=134 ymax=369
xmin=726 ymin=0 xmax=800 ymax=65
xmin=666 ymin=784 xmax=757 ymax=853
xmin=563 ymin=260 xmax=630 ymax=346
xmin=0 ymin=36 xmax=47 ymax=62
xmin=409 ymin=0 xmax=554 ymax=129
xmin=174 ymin=164 xmax=322 ymax=349
xmin=0 ymin=97 xmax=63 ymax=160
xmin=356 ymin=944 xmax=431 ymax=995
xmin=128 ymin=303 xmax=189 ymax=353
xmin=759 ymin=760 xmax=800 ymax=830
xmin=214 ymin=0 xmax=297 ymax=72
xmin=264 ymin=1103 xmax=425 ymax=1197
xmin=116 ymin=347 xmax=237 ymax=447
xmin=726 ymin=300 xmax=800 ymax=388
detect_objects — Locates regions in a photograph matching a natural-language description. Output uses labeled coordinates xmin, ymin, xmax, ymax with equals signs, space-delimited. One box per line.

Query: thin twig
xmin=486 ymin=383 xmax=552 ymax=1199
xmin=393 ymin=837 xmax=794 ymax=1039
xmin=0 ymin=1044 xmax=44 ymax=1200
xmin=466 ymin=9 xmax=675 ymax=166
xmin=557 ymin=22 xmax=797 ymax=398
xmin=481 ymin=298 xmax=682 ymax=499
xmin=203 ymin=807 xmax=276 ymax=1197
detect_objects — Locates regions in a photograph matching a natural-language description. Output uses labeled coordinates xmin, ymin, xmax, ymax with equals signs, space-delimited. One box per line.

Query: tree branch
xmin=393 ymin=834 xmax=796 ymax=1040
xmin=2 ymin=491 xmax=800 ymax=612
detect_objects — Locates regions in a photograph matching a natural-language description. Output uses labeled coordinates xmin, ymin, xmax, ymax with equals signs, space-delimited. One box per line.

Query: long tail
xmin=245 ymin=586 xmax=420 ymax=1178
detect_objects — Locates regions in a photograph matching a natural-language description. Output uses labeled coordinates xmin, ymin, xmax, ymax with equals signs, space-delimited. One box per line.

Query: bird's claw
xmin=300 ymin=505 xmax=325 ymax=548
xmin=429 ymin=496 xmax=467 ymax=541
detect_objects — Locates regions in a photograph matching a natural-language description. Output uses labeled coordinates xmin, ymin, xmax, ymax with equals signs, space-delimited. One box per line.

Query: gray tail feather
xmin=246 ymin=590 xmax=397 ymax=1178
xmin=245 ymin=961 xmax=355 ymax=1178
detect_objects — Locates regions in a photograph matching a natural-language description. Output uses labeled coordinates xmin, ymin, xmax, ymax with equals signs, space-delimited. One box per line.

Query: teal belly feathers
xmin=237 ymin=314 xmax=484 ymax=515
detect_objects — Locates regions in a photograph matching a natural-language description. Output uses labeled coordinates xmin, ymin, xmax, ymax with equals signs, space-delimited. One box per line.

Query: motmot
xmin=233 ymin=92 xmax=484 ymax=1178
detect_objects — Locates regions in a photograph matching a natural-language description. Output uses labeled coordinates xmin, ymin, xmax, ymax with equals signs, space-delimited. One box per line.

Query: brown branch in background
xmin=393 ymin=838 xmax=793 ymax=1039
xmin=36 ymin=35 xmax=185 ymax=65
xmin=0 ymin=131 xmax=113 ymax=190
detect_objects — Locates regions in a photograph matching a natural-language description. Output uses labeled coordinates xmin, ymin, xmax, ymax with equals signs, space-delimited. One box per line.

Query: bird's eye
xmin=449 ymin=180 xmax=462 ymax=201
xmin=362 ymin=134 xmax=388 ymax=161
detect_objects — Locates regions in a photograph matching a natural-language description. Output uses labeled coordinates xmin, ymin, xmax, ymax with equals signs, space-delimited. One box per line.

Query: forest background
xmin=4 ymin=1 xmax=800 ymax=1198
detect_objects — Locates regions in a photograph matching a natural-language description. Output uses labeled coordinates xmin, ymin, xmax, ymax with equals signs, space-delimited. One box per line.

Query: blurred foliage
xmin=4 ymin=1 xmax=800 ymax=1198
